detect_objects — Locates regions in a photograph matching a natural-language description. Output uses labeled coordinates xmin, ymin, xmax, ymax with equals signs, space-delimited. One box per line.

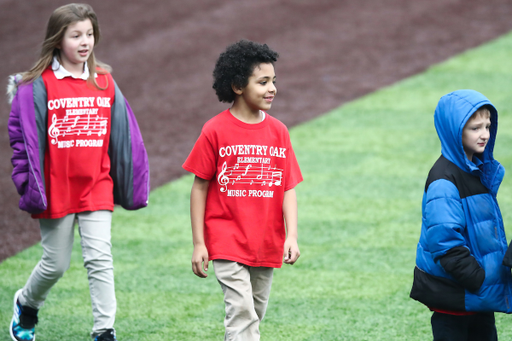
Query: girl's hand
xmin=283 ymin=237 xmax=300 ymax=265
xmin=192 ymin=244 xmax=209 ymax=278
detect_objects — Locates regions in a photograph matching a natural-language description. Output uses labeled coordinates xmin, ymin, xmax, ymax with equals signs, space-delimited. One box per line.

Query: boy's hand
xmin=283 ymin=237 xmax=300 ymax=265
xmin=192 ymin=244 xmax=209 ymax=278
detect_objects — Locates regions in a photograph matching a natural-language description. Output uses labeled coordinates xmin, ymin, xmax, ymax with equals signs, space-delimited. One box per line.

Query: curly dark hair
xmin=212 ymin=40 xmax=279 ymax=103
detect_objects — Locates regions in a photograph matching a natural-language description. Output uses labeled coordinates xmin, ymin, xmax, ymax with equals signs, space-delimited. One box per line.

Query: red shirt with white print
xmin=33 ymin=66 xmax=115 ymax=219
xmin=183 ymin=109 xmax=303 ymax=268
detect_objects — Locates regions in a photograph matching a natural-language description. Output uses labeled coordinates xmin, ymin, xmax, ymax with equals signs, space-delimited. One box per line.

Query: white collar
xmin=52 ymin=56 xmax=90 ymax=80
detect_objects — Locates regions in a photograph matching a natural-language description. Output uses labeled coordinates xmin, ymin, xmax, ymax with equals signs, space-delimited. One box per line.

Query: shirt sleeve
xmin=284 ymin=134 xmax=303 ymax=191
xmin=182 ymin=131 xmax=217 ymax=181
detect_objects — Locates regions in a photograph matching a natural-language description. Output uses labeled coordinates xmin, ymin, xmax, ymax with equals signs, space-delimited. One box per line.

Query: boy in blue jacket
xmin=410 ymin=90 xmax=512 ymax=341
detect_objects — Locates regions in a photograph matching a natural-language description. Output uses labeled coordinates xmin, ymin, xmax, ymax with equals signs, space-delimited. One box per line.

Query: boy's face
xmin=462 ymin=114 xmax=491 ymax=160
xmin=238 ymin=63 xmax=277 ymax=113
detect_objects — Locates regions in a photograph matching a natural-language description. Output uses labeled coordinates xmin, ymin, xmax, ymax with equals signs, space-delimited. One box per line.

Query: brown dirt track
xmin=1 ymin=0 xmax=512 ymax=261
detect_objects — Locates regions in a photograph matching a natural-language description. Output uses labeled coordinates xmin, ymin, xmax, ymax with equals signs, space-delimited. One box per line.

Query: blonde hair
xmin=17 ymin=3 xmax=111 ymax=89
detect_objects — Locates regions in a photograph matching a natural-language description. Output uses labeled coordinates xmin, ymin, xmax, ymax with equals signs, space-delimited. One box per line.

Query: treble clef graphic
xmin=48 ymin=114 xmax=60 ymax=145
xmin=217 ymin=162 xmax=229 ymax=192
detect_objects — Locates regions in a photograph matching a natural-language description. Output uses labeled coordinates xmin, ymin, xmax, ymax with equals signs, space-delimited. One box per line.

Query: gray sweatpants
xmin=18 ymin=210 xmax=116 ymax=338
xmin=213 ymin=260 xmax=274 ymax=341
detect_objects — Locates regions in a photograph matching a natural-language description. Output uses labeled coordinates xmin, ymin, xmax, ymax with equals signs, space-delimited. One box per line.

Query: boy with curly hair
xmin=183 ymin=40 xmax=303 ymax=340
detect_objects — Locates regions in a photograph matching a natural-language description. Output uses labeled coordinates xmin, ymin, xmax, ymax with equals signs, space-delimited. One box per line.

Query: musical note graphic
xmin=217 ymin=162 xmax=229 ymax=192
xmin=217 ymin=162 xmax=283 ymax=191
xmin=269 ymin=171 xmax=282 ymax=187
xmin=72 ymin=116 xmax=80 ymax=128
xmin=242 ymin=164 xmax=252 ymax=176
xmin=46 ymin=112 xmax=108 ymax=143
xmin=48 ymin=114 xmax=60 ymax=145
xmin=256 ymin=164 xmax=264 ymax=180
xmin=98 ymin=120 xmax=107 ymax=136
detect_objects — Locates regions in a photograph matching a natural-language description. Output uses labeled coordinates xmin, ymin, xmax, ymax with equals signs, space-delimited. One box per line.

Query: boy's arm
xmin=190 ymin=175 xmax=210 ymax=278
xmin=425 ymin=180 xmax=485 ymax=292
xmin=283 ymin=188 xmax=300 ymax=265
xmin=439 ymin=246 xmax=485 ymax=292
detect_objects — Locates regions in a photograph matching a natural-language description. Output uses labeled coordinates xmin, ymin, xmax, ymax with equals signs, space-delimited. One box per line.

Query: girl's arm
xmin=8 ymin=96 xmax=28 ymax=196
xmin=110 ymin=80 xmax=149 ymax=210
xmin=190 ymin=175 xmax=210 ymax=277
xmin=7 ymin=79 xmax=48 ymax=214
xmin=283 ymin=188 xmax=300 ymax=265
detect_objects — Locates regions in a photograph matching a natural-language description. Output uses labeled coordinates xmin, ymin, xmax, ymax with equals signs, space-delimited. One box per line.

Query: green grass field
xmin=3 ymin=31 xmax=512 ymax=340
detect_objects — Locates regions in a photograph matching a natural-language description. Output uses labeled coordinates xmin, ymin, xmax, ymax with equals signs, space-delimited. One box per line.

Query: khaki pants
xmin=19 ymin=211 xmax=116 ymax=338
xmin=213 ymin=260 xmax=274 ymax=341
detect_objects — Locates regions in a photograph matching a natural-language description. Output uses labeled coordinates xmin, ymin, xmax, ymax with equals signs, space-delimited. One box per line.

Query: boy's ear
xmin=231 ymin=83 xmax=243 ymax=95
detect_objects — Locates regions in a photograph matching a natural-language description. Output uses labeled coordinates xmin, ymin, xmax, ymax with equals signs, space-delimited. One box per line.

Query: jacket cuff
xmin=439 ymin=246 xmax=485 ymax=292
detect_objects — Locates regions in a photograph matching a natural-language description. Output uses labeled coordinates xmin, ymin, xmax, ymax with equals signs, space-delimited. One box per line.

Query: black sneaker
xmin=10 ymin=289 xmax=38 ymax=341
xmin=94 ymin=329 xmax=117 ymax=341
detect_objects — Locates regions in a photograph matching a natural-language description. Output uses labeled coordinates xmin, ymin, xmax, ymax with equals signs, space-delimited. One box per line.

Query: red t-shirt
xmin=33 ymin=68 xmax=115 ymax=219
xmin=183 ymin=110 xmax=303 ymax=268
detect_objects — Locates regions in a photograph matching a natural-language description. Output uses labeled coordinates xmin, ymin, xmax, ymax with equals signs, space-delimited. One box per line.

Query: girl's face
xmin=58 ymin=19 xmax=94 ymax=76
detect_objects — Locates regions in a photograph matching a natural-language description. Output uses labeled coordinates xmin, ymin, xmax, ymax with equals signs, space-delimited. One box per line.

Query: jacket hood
xmin=434 ymin=89 xmax=497 ymax=173
xmin=6 ymin=74 xmax=22 ymax=105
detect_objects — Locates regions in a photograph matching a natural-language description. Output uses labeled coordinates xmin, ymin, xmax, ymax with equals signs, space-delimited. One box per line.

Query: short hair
xmin=469 ymin=106 xmax=491 ymax=121
xmin=212 ymin=40 xmax=279 ymax=103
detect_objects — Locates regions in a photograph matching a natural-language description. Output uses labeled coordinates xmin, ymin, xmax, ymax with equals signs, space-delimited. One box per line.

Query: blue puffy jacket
xmin=410 ymin=90 xmax=512 ymax=313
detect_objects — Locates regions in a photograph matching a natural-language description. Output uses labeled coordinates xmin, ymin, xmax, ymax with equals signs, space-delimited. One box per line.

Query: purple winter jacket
xmin=7 ymin=75 xmax=150 ymax=214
